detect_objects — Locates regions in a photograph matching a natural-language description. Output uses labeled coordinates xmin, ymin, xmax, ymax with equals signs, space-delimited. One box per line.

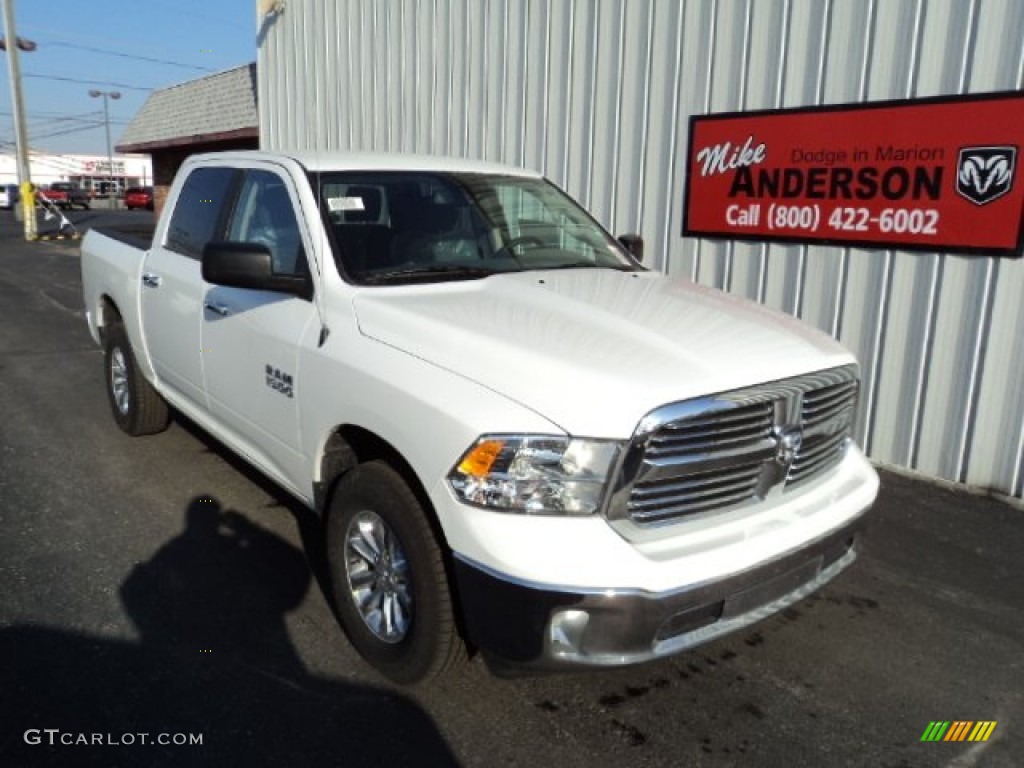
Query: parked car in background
xmin=42 ymin=182 xmax=91 ymax=210
xmin=0 ymin=184 xmax=19 ymax=210
xmin=124 ymin=186 xmax=154 ymax=211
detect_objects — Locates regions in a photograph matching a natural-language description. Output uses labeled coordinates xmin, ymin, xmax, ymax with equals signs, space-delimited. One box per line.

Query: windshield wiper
xmin=539 ymin=261 xmax=635 ymax=271
xmin=361 ymin=264 xmax=497 ymax=284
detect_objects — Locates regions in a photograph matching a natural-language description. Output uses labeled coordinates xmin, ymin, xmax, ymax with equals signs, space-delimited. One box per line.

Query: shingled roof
xmin=116 ymin=63 xmax=258 ymax=153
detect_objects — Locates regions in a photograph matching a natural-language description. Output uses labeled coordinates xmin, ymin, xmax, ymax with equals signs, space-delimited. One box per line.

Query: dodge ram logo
xmin=773 ymin=426 xmax=803 ymax=468
xmin=956 ymin=146 xmax=1016 ymax=206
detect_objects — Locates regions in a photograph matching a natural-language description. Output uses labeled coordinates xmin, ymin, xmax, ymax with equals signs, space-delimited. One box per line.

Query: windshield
xmin=315 ymin=171 xmax=640 ymax=284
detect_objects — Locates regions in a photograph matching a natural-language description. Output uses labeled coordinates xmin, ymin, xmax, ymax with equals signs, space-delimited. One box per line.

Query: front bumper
xmin=453 ymin=515 xmax=862 ymax=669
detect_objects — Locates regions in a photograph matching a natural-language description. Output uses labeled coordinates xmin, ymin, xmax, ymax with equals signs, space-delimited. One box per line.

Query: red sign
xmin=683 ymin=92 xmax=1024 ymax=256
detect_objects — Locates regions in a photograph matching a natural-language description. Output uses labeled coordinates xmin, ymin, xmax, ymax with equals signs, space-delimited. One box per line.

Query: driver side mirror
xmin=202 ymin=241 xmax=313 ymax=300
xmin=618 ymin=233 xmax=644 ymax=263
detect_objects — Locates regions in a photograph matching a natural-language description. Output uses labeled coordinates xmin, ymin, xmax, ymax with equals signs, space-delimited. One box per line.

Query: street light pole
xmin=1 ymin=0 xmax=37 ymax=239
xmin=89 ymin=89 xmax=121 ymax=204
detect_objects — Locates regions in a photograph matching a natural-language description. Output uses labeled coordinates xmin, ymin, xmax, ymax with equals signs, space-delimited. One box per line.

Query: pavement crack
xmin=0 ymin=346 xmax=97 ymax=359
xmin=38 ymin=288 xmax=84 ymax=316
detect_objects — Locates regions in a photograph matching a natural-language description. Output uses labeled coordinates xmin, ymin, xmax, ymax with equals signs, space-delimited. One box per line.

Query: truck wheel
xmin=103 ymin=323 xmax=169 ymax=436
xmin=326 ymin=461 xmax=465 ymax=684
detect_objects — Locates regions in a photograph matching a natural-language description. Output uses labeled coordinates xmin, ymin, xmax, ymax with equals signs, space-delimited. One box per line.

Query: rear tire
xmin=326 ymin=461 xmax=465 ymax=684
xmin=103 ymin=323 xmax=169 ymax=436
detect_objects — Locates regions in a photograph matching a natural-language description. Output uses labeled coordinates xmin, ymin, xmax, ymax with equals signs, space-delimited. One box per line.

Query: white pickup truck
xmin=81 ymin=150 xmax=878 ymax=683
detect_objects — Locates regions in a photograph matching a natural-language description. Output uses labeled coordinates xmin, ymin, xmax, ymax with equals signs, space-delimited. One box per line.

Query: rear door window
xmin=165 ymin=167 xmax=239 ymax=259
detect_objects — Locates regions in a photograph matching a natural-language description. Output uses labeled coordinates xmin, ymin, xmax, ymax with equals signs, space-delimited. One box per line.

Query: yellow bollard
xmin=19 ymin=181 xmax=37 ymax=240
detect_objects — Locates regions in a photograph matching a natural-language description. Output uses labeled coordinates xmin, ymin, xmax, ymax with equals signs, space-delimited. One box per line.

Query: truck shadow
xmin=0 ymin=496 xmax=459 ymax=767
xmin=170 ymin=413 xmax=334 ymax=597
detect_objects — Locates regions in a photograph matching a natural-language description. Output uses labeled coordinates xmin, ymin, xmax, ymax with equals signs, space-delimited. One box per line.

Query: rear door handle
xmin=203 ymin=302 xmax=230 ymax=317
xmin=141 ymin=272 xmax=162 ymax=288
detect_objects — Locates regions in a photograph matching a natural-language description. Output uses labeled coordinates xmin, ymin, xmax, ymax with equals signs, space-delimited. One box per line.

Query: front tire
xmin=103 ymin=323 xmax=169 ymax=436
xmin=326 ymin=461 xmax=465 ymax=684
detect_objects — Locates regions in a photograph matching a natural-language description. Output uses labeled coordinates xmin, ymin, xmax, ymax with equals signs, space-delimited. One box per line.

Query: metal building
xmin=257 ymin=0 xmax=1024 ymax=500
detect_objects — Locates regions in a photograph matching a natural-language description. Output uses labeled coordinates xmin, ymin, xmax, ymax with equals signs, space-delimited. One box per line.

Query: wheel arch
xmin=315 ymin=425 xmax=442 ymax=538
xmin=98 ymin=294 xmax=123 ymax=341
xmin=314 ymin=425 xmax=465 ymax=616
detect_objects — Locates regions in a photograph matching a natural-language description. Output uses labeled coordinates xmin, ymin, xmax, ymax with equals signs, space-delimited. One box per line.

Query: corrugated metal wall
xmin=258 ymin=0 xmax=1024 ymax=498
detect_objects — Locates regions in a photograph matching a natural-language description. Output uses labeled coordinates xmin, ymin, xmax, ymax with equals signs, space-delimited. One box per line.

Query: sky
xmin=0 ymin=0 xmax=256 ymax=157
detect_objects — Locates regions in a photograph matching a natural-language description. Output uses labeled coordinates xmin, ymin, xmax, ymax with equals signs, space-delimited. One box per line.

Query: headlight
xmin=447 ymin=435 xmax=621 ymax=515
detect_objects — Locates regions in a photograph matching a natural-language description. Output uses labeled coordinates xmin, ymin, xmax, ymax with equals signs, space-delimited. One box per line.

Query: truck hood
xmin=352 ymin=270 xmax=854 ymax=437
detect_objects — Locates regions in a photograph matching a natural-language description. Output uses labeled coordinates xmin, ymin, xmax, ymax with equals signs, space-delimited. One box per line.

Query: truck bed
xmin=80 ymin=228 xmax=148 ymax=353
xmin=89 ymin=223 xmax=155 ymax=251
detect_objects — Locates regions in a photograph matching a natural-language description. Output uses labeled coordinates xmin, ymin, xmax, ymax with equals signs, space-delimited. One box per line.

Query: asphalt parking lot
xmin=1 ymin=209 xmax=1021 ymax=767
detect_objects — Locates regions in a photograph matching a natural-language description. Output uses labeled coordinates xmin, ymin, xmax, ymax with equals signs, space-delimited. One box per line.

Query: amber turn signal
xmin=457 ymin=439 xmax=505 ymax=477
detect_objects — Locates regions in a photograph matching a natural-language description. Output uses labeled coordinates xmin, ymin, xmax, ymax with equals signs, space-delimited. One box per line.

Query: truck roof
xmin=186 ymin=149 xmax=543 ymax=178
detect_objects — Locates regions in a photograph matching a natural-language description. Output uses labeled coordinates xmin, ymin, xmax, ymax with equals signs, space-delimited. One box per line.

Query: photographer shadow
xmin=1 ymin=496 xmax=459 ymax=767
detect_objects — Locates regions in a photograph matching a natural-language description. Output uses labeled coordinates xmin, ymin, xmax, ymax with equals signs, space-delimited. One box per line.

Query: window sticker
xmin=327 ymin=196 xmax=366 ymax=212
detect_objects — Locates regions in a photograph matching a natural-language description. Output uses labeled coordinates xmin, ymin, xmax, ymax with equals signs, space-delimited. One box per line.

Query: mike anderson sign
xmin=682 ymin=91 xmax=1024 ymax=256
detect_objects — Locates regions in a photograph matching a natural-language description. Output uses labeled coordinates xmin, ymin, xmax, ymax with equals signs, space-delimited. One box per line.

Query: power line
xmin=0 ymin=114 xmax=128 ymax=138
xmin=25 ymin=111 xmax=101 ymax=124
xmin=0 ymin=107 xmax=109 ymax=118
xmin=0 ymin=110 xmax=129 ymax=125
xmin=0 ymin=119 xmax=116 ymax=144
xmin=47 ymin=42 xmax=215 ymax=72
xmin=0 ymin=119 xmax=127 ymax=148
xmin=21 ymin=25 xmax=242 ymax=71
xmin=1 ymin=109 xmax=96 ymax=119
xmin=1 ymin=121 xmax=105 ymax=141
xmin=29 ymin=117 xmax=129 ymax=130
xmin=23 ymin=73 xmax=153 ymax=91
xmin=0 ymin=115 xmax=127 ymax=147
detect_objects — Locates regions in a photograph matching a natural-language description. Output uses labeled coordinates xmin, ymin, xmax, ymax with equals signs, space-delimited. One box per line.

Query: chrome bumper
xmin=453 ymin=516 xmax=863 ymax=671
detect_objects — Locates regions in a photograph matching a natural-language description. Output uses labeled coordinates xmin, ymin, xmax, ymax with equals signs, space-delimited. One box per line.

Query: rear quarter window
xmin=165 ymin=167 xmax=239 ymax=258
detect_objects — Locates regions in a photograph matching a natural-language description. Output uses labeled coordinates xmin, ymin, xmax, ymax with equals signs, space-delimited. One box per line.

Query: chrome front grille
xmin=788 ymin=378 xmax=859 ymax=487
xmin=788 ymin=430 xmax=847 ymax=486
xmin=608 ymin=366 xmax=859 ymax=530
xmin=802 ymin=379 xmax=858 ymax=427
xmin=644 ymin=402 xmax=774 ymax=460
xmin=627 ymin=459 xmax=765 ymax=524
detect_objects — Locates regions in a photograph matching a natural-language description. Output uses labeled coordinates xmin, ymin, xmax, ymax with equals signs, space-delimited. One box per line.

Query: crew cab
xmin=42 ymin=181 xmax=90 ymax=210
xmin=80 ymin=151 xmax=878 ymax=684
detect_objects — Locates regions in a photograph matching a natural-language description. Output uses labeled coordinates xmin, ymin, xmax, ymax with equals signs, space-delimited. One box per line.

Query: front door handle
xmin=141 ymin=272 xmax=162 ymax=288
xmin=203 ymin=302 xmax=230 ymax=317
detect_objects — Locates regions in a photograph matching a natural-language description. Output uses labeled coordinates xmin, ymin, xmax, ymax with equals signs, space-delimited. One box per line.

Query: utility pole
xmin=1 ymin=0 xmax=37 ymax=240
